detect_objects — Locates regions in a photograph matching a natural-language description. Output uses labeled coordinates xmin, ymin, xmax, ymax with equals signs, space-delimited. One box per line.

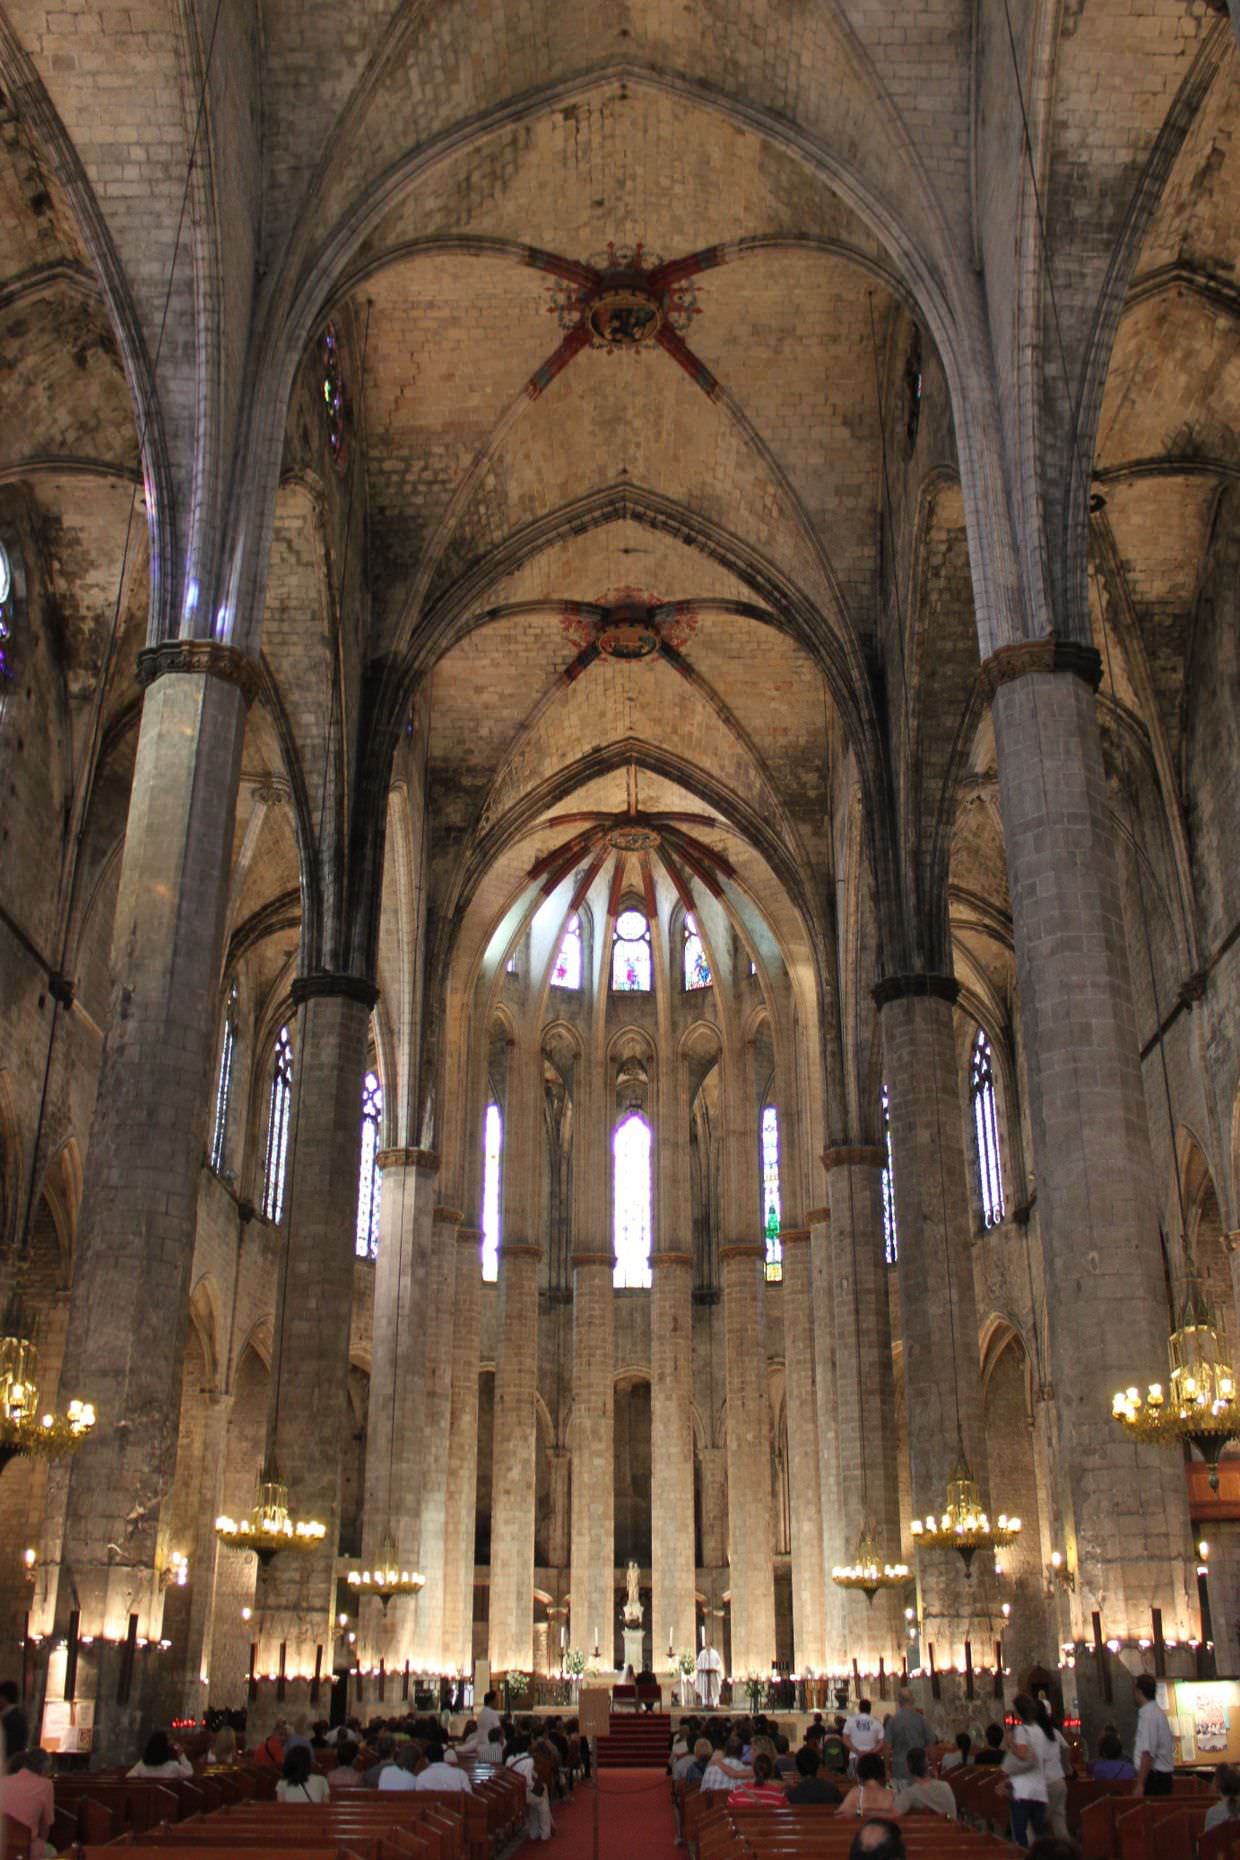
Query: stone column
xmin=487 ymin=1241 xmax=541 ymax=1674
xmin=721 ymin=1242 xmax=775 ymax=1676
xmin=414 ymin=1202 xmax=463 ymax=1670
xmin=48 ymin=645 xmax=252 ymax=1762
xmin=359 ymin=1149 xmax=438 ymax=1673
xmin=809 ymin=1204 xmax=846 ymax=1671
xmin=252 ymin=974 xmax=375 ymax=1714
xmin=441 ymin=1226 xmax=483 ymax=1677
xmin=651 ymin=1251 xmax=696 ymax=1670
xmin=987 ymin=641 xmax=1194 ymax=1640
xmin=545 ymin=1446 xmax=571 ymax=1573
xmin=569 ymin=1250 xmax=615 ymax=1666
xmin=824 ymin=1149 xmax=905 ymax=1672
xmin=875 ymin=975 xmax=996 ymax=1668
xmin=779 ymin=1229 xmax=826 ymax=1673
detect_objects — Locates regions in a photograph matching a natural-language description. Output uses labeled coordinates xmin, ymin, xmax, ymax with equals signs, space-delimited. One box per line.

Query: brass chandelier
xmin=0 ymin=1325 xmax=96 ymax=1475
xmin=832 ymin=1524 xmax=911 ymax=1603
xmin=1111 ymin=1279 xmax=1240 ymax=1492
xmin=346 ymin=1529 xmax=425 ymax=1610
xmin=215 ymin=1464 xmax=327 ymax=1567
xmin=910 ymin=1441 xmax=1022 ymax=1576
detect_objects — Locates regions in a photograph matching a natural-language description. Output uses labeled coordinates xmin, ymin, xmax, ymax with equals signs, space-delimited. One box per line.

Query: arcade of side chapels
xmin=1 ymin=0 xmax=1240 ymax=1769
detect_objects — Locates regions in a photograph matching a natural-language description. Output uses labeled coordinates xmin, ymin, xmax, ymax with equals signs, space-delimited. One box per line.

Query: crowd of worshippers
xmin=0 ymin=1686 xmax=582 ymax=1850
xmin=667 ymin=1673 xmax=1239 ymax=1854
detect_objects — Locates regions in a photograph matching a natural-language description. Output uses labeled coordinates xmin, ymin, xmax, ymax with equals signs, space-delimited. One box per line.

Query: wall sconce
xmin=22 ymin=1547 xmax=36 ymax=1582
xmin=1045 ymin=1550 xmax=1075 ymax=1595
xmin=162 ymin=1551 xmax=189 ymax=1589
xmin=240 ymin=1605 xmax=253 ymax=1622
xmin=1198 ymin=1539 xmax=1210 ymax=1578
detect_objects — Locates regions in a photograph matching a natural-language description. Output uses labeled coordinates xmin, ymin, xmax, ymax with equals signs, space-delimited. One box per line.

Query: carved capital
xmin=822 ymin=1145 xmax=886 ymax=1172
xmin=572 ymin=1251 xmax=615 ymax=1270
xmin=719 ymin=1242 xmax=765 ymax=1265
xmin=290 ymin=972 xmax=379 ymax=1010
xmin=136 ymin=639 xmax=263 ymax=707
xmin=376 ymin=1146 xmax=439 ymax=1173
xmin=871 ymin=973 xmax=959 ymax=1010
xmin=500 ymin=1241 xmax=544 ymax=1262
xmin=780 ymin=1227 xmax=811 ymax=1245
xmin=432 ymin=1206 xmax=464 ymax=1227
xmin=805 ymin=1207 xmax=830 ymax=1227
xmin=978 ymin=635 xmax=1102 ymax=701
xmin=456 ymin=1226 xmax=482 ymax=1245
xmin=652 ymin=1250 xmax=694 ymax=1268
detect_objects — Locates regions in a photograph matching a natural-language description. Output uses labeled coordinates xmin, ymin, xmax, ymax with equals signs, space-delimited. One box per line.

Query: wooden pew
xmin=1080 ymin=1790 xmax=1217 ymax=1859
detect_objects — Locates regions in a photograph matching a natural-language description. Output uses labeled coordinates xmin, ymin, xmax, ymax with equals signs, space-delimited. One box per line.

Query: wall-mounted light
xmin=1045 ymin=1550 xmax=1075 ymax=1595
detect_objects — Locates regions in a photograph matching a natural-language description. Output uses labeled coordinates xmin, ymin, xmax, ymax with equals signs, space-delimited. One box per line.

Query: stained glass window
xmin=262 ymin=1025 xmax=293 ymax=1223
xmin=355 ymin=1069 xmax=384 ymax=1259
xmin=970 ymin=1028 xmax=1005 ymax=1230
xmin=552 ymin=913 xmax=582 ymax=989
xmin=505 ymin=953 xmax=518 ymax=975
xmin=320 ymin=322 xmax=349 ymax=473
xmin=0 ymin=541 xmax=12 ymax=683
xmin=612 ymin=908 xmax=652 ymax=993
xmin=881 ymin=1082 xmax=898 ymax=1264
xmin=683 ymin=914 xmax=711 ymax=991
xmin=613 ymin=1111 xmax=653 ymax=1288
xmin=209 ymin=984 xmax=237 ymax=1175
xmin=749 ymin=959 xmax=758 ymax=978
xmin=482 ymin=1102 xmax=502 ymax=1283
xmin=761 ymin=1105 xmax=782 ymax=1282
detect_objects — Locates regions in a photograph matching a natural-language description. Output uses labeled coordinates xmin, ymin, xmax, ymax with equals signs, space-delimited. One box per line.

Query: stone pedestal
xmin=623 ymin=1625 xmax=644 ymax=1675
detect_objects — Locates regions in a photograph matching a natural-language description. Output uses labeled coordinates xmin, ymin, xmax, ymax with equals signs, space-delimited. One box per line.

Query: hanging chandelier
xmin=346 ymin=1528 xmax=425 ymax=1610
xmin=214 ymin=1464 xmax=326 ymax=1567
xmin=1111 ymin=1280 xmax=1240 ymax=1492
xmin=0 ymin=1328 xmax=96 ymax=1475
xmin=910 ymin=1444 xmax=1021 ymax=1575
xmin=831 ymin=1525 xmax=911 ymax=1603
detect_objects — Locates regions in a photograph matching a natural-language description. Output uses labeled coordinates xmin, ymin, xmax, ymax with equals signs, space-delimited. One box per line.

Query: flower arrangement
xmin=567 ymin=1648 xmax=586 ymax=1677
xmin=744 ymin=1672 xmax=765 ymax=1711
xmin=678 ymin=1651 xmax=696 ymax=1676
xmin=507 ymin=1669 xmax=531 ymax=1701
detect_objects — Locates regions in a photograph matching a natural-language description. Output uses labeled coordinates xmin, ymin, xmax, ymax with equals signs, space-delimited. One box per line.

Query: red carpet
xmin=521 ymin=1768 xmax=678 ymax=1857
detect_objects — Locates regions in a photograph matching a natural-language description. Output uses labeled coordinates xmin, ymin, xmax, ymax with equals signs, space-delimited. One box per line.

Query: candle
xmin=560 ymin=1625 xmax=566 ymax=1648
xmin=700 ymin=1624 xmax=705 ymax=1648
xmin=594 ymin=1625 xmax=599 ymax=1649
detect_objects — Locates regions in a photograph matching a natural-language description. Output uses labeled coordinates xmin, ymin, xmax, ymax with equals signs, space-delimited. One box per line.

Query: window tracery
xmin=552 ymin=912 xmax=582 ymax=989
xmin=970 ymin=1027 xmax=1005 ymax=1229
xmin=881 ymin=1082 xmax=898 ymax=1264
xmin=355 ymin=1069 xmax=383 ymax=1259
xmin=320 ymin=322 xmax=349 ymax=473
xmin=613 ymin=1111 xmax=653 ymax=1288
xmin=0 ymin=540 xmax=13 ymax=684
xmin=761 ymin=1104 xmax=782 ymax=1282
xmin=612 ymin=908 xmax=652 ymax=992
xmin=262 ymin=1025 xmax=293 ymax=1223
xmin=683 ymin=914 xmax=711 ymax=991
xmin=209 ymin=983 xmax=236 ymax=1175
xmin=482 ymin=1102 xmax=502 ymax=1283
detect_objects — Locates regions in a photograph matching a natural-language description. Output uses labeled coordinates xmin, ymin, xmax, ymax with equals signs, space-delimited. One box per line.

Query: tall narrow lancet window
xmin=613 ymin=1112 xmax=653 ymax=1288
xmin=683 ymin=914 xmax=712 ymax=991
xmin=761 ymin=1105 xmax=782 ymax=1282
xmin=881 ymin=1082 xmax=898 ymax=1264
xmin=262 ymin=1025 xmax=293 ymax=1223
xmin=970 ymin=1027 xmax=1006 ymax=1229
xmin=209 ymin=984 xmax=237 ymax=1174
xmin=612 ymin=909 xmax=652 ymax=993
xmin=481 ymin=1103 xmax=503 ymax=1283
xmin=552 ymin=912 xmax=582 ymax=989
xmin=355 ymin=1069 xmax=383 ymax=1259
xmin=0 ymin=540 xmax=13 ymax=685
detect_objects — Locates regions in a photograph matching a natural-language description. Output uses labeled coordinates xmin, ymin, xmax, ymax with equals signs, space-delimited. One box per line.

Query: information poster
xmin=42 ymin=1699 xmax=95 ymax=1753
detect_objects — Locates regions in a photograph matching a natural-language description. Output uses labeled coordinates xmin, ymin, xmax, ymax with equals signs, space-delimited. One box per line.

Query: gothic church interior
xmin=1 ymin=0 xmax=1240 ymax=1763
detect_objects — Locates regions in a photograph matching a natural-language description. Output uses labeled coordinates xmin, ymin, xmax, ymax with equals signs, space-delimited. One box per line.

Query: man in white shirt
xmin=416 ymin=1742 xmax=473 ymax=1793
xmin=378 ymin=1747 xmax=420 ymax=1791
xmin=1133 ymin=1674 xmax=1175 ymax=1796
xmin=476 ymin=1690 xmax=503 ymax=1745
xmin=843 ymin=1701 xmax=886 ymax=1774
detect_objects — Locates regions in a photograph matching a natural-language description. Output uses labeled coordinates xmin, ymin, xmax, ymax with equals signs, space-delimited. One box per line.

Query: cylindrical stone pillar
xmin=252 ymin=974 xmax=376 ymax=1711
xmin=569 ymin=1253 xmax=616 ymax=1666
xmin=441 ymin=1226 xmax=483 ymax=1677
xmin=49 ymin=646 xmax=251 ymax=1762
xmin=487 ymin=1241 xmax=542 ymax=1675
xmin=359 ymin=1149 xmax=437 ymax=1672
xmin=721 ymin=1242 xmax=775 ymax=1676
xmin=779 ymin=1229 xmax=826 ymax=1673
xmin=875 ymin=975 xmax=997 ymax=1666
xmin=651 ymin=1251 xmax=696 ymax=1672
xmin=824 ymin=1150 xmax=905 ymax=1672
xmin=414 ymin=1202 xmax=464 ymax=1670
xmin=987 ymin=641 xmax=1194 ymax=1638
xmin=809 ymin=1204 xmax=846 ymax=1671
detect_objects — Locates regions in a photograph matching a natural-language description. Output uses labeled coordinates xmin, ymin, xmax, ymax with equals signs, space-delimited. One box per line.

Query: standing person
xmin=1132 ymin=1674 xmax=1174 ymax=1797
xmin=1036 ymin=1700 xmax=1072 ymax=1837
xmin=1004 ymin=1694 xmax=1053 ymax=1849
xmin=506 ymin=1732 xmax=552 ymax=1841
xmin=844 ymin=1700 xmax=886 ymax=1775
xmin=476 ymin=1689 xmax=503 ymax=1746
xmin=884 ymin=1690 xmax=929 ymax=1784
xmin=0 ymin=1682 xmax=29 ymax=1761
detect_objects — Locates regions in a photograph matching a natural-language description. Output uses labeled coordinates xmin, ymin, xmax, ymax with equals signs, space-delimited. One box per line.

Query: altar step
xmin=595 ymin=1711 xmax=673 ymax=1769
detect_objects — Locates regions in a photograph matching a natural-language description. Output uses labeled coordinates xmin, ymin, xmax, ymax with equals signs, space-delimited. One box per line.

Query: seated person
xmin=416 ymin=1739 xmax=473 ymax=1793
xmin=849 ymin=1820 xmax=907 ymax=1860
xmin=940 ymin=1731 xmax=972 ymax=1773
xmin=0 ymin=1747 xmax=55 ymax=1858
xmin=1205 ymin=1764 xmax=1240 ymax=1831
xmin=328 ymin=1739 xmax=364 ymax=1789
xmin=893 ymin=1747 xmax=957 ymax=1818
xmin=785 ymin=1744 xmax=843 ymax=1804
xmin=276 ymin=1744 xmax=330 ymax=1803
xmin=820 ymin=1721 xmax=850 ymax=1776
xmin=731 ymin=1752 xmax=785 ymax=1804
xmin=773 ymin=1732 xmax=797 ymax=1779
xmin=701 ymin=1735 xmax=752 ymax=1792
xmin=675 ymin=1736 xmax=712 ymax=1782
xmin=378 ymin=1745 xmax=421 ymax=1792
xmin=1087 ymin=1729 xmax=1136 ymax=1782
xmin=128 ymin=1730 xmax=194 ymax=1778
xmin=972 ymin=1723 xmax=1007 ymax=1766
xmin=837 ymin=1752 xmax=897 ymax=1820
